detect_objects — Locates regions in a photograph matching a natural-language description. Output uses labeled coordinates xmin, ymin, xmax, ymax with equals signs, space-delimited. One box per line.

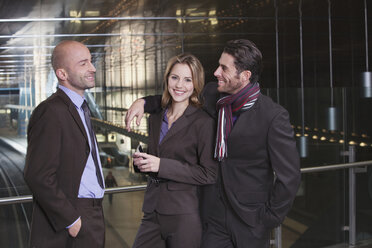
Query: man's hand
xmin=68 ymin=218 xmax=82 ymax=237
xmin=125 ymin=98 xmax=145 ymax=131
xmin=134 ymin=152 xmax=160 ymax=173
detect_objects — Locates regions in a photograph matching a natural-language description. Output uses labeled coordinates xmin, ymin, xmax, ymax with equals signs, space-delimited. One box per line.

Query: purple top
xmin=159 ymin=108 xmax=238 ymax=144
xmin=159 ymin=109 xmax=170 ymax=144
xmin=233 ymin=115 xmax=238 ymax=124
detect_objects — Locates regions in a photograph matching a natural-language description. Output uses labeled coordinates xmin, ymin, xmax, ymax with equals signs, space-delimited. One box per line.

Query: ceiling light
xmin=85 ymin=11 xmax=100 ymax=17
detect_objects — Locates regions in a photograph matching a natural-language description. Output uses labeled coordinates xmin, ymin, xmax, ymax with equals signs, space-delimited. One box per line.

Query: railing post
xmin=349 ymin=145 xmax=356 ymax=246
xmin=274 ymin=225 xmax=282 ymax=248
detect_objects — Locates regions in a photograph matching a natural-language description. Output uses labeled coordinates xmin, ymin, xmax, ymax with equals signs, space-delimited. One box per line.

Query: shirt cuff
xmin=66 ymin=217 xmax=81 ymax=229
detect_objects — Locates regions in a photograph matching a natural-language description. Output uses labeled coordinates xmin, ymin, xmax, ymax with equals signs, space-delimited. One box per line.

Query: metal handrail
xmin=0 ymin=185 xmax=147 ymax=206
xmin=0 ymin=160 xmax=371 ymax=206
xmin=1 ymin=159 xmax=372 ymax=248
xmin=301 ymin=160 xmax=372 ymax=173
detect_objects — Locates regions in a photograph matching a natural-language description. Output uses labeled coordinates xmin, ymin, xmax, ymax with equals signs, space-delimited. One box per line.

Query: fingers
xmin=125 ymin=111 xmax=134 ymax=131
xmin=136 ymin=112 xmax=144 ymax=126
xmin=134 ymin=154 xmax=160 ymax=173
xmin=125 ymin=99 xmax=145 ymax=131
xmin=135 ymin=158 xmax=150 ymax=171
xmin=133 ymin=153 xmax=148 ymax=167
xmin=125 ymin=108 xmax=138 ymax=131
xmin=133 ymin=152 xmax=145 ymax=158
xmin=68 ymin=218 xmax=82 ymax=237
xmin=134 ymin=152 xmax=150 ymax=158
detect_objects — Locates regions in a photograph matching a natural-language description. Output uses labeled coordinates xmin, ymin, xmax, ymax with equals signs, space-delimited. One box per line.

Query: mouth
xmin=173 ymin=89 xmax=186 ymax=95
xmin=86 ymin=74 xmax=95 ymax=81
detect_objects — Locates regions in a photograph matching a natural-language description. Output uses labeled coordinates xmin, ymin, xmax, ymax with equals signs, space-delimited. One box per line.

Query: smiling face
xmin=167 ymin=63 xmax=194 ymax=106
xmin=161 ymin=53 xmax=204 ymax=109
xmin=53 ymin=41 xmax=96 ymax=96
xmin=214 ymin=52 xmax=251 ymax=95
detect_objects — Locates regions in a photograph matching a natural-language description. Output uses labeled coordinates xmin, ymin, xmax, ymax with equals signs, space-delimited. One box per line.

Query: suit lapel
xmin=56 ymin=89 xmax=89 ymax=142
xmin=151 ymin=111 xmax=162 ymax=156
xmin=159 ymin=105 xmax=197 ymax=147
xmin=229 ymin=93 xmax=261 ymax=137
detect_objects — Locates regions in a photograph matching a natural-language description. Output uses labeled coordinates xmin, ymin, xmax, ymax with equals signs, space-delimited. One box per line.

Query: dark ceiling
xmin=0 ymin=0 xmax=370 ymax=88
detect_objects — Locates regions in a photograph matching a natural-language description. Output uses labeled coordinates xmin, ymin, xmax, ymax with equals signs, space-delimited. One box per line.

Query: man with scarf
xmin=125 ymin=39 xmax=301 ymax=248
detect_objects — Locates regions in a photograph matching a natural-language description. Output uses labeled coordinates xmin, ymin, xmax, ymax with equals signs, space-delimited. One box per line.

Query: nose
xmin=214 ymin=66 xmax=221 ymax=78
xmin=89 ymin=62 xmax=96 ymax=72
xmin=175 ymin=79 xmax=183 ymax=87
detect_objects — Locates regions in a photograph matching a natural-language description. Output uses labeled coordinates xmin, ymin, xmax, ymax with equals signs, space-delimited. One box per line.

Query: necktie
xmin=82 ymin=101 xmax=104 ymax=189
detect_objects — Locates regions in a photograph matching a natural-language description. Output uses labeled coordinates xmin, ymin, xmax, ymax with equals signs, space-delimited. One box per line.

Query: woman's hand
xmin=125 ymin=98 xmax=145 ymax=131
xmin=133 ymin=152 xmax=160 ymax=173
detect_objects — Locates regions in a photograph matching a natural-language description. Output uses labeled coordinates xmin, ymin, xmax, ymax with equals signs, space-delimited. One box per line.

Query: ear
xmin=56 ymin=68 xmax=67 ymax=81
xmin=240 ymin=70 xmax=252 ymax=84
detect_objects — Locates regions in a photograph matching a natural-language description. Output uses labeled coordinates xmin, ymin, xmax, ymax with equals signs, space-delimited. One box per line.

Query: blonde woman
xmin=132 ymin=53 xmax=218 ymax=248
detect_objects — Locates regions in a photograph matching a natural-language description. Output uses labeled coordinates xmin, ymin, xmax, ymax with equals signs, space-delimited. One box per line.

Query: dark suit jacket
xmin=204 ymin=83 xmax=301 ymax=233
xmin=24 ymin=89 xmax=93 ymax=247
xmin=144 ymin=82 xmax=301 ymax=233
xmin=142 ymin=105 xmax=218 ymax=215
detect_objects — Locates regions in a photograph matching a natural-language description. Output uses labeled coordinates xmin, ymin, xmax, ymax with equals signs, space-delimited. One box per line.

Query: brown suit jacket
xmin=142 ymin=105 xmax=218 ymax=215
xmin=24 ymin=89 xmax=94 ymax=247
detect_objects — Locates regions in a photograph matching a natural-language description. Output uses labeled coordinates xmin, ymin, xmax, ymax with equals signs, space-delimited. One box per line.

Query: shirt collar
xmin=162 ymin=108 xmax=169 ymax=124
xmin=58 ymin=85 xmax=85 ymax=108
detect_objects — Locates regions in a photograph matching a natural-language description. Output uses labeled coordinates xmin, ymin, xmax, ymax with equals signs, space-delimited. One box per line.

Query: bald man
xmin=24 ymin=40 xmax=105 ymax=248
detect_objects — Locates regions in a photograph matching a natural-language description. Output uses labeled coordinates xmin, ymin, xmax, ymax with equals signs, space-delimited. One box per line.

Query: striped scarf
xmin=214 ymin=82 xmax=260 ymax=161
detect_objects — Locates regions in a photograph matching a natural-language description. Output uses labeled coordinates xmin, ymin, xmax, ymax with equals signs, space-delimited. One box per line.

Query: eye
xmin=171 ymin=75 xmax=178 ymax=80
xmin=185 ymin=78 xmax=192 ymax=82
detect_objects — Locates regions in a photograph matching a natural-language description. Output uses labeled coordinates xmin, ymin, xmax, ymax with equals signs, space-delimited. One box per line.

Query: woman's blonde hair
xmin=161 ymin=53 xmax=204 ymax=108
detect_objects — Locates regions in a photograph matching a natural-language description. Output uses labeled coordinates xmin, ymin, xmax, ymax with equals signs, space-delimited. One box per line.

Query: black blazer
xmin=142 ymin=105 xmax=218 ymax=215
xmin=24 ymin=89 xmax=93 ymax=247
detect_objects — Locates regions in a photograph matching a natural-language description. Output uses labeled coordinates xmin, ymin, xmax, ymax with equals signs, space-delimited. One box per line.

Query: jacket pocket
xmin=234 ymin=191 xmax=268 ymax=227
xmin=236 ymin=191 xmax=269 ymax=206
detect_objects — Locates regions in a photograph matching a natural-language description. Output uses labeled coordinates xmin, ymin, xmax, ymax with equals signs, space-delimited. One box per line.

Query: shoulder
xmin=29 ymin=92 xmax=69 ymax=124
xmin=189 ymin=107 xmax=215 ymax=129
xmin=253 ymin=94 xmax=291 ymax=127
xmin=202 ymin=81 xmax=219 ymax=96
xmin=194 ymin=107 xmax=214 ymax=120
xmin=187 ymin=105 xmax=212 ymax=118
xmin=202 ymin=82 xmax=220 ymax=118
xmin=257 ymin=94 xmax=288 ymax=115
xmin=259 ymin=95 xmax=291 ymax=130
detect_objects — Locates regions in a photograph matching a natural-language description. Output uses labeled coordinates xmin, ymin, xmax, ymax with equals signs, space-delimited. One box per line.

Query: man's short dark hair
xmin=223 ymin=39 xmax=262 ymax=84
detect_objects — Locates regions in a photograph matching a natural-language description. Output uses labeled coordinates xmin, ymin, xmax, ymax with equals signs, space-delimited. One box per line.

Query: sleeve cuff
xmin=66 ymin=216 xmax=81 ymax=229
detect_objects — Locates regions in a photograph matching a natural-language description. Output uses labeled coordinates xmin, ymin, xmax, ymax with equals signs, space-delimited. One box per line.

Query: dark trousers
xmin=201 ymin=194 xmax=270 ymax=248
xmin=132 ymin=211 xmax=202 ymax=248
xmin=67 ymin=198 xmax=105 ymax=248
xmin=28 ymin=198 xmax=105 ymax=248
